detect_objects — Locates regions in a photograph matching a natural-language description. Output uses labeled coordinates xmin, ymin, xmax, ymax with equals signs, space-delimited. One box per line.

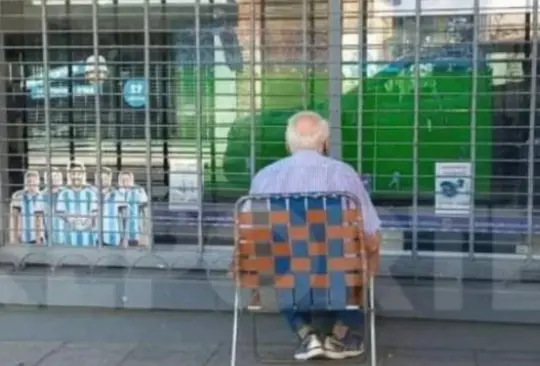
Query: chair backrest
xmin=233 ymin=192 xmax=372 ymax=311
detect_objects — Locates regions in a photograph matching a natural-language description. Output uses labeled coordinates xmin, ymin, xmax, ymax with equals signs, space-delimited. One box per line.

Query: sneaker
xmin=323 ymin=333 xmax=365 ymax=360
xmin=294 ymin=333 xmax=324 ymax=361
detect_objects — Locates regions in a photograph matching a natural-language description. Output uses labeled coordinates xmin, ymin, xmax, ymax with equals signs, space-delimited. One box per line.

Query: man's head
xmin=44 ymin=167 xmax=63 ymax=188
xmin=67 ymin=161 xmax=86 ymax=187
xmin=25 ymin=170 xmax=40 ymax=193
xmin=118 ymin=171 xmax=134 ymax=189
xmin=285 ymin=111 xmax=330 ymax=154
xmin=95 ymin=167 xmax=112 ymax=189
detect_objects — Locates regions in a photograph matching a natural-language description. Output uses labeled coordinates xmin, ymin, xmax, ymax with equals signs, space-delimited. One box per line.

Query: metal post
xmin=356 ymin=0 xmax=365 ymax=172
xmin=143 ymin=0 xmax=154 ymax=249
xmin=328 ymin=0 xmax=342 ymax=159
xmin=526 ymin=0 xmax=539 ymax=256
xmin=195 ymin=0 xmax=204 ymax=251
xmin=468 ymin=0 xmax=480 ymax=258
xmin=302 ymin=0 xmax=309 ymax=110
xmin=411 ymin=0 xmax=421 ymax=261
xmin=40 ymin=1 xmax=53 ymax=246
xmin=249 ymin=0 xmax=256 ymax=178
xmin=91 ymin=0 xmax=103 ymax=247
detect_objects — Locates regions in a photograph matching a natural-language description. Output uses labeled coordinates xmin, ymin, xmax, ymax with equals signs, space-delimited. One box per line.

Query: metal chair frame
xmin=230 ymin=192 xmax=378 ymax=366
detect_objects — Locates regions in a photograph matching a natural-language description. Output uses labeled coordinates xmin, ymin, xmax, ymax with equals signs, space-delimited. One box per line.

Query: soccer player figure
xmin=56 ymin=161 xmax=98 ymax=247
xmin=93 ymin=167 xmax=126 ymax=247
xmin=38 ymin=168 xmax=65 ymax=246
xmin=10 ymin=170 xmax=44 ymax=245
xmin=118 ymin=171 xmax=149 ymax=247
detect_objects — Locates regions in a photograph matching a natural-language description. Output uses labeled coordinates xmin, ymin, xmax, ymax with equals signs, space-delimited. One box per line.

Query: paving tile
xmin=37 ymin=343 xmax=135 ymax=366
xmin=121 ymin=343 xmax=221 ymax=366
xmin=0 ymin=342 xmax=63 ymax=366
xmin=476 ymin=351 xmax=540 ymax=366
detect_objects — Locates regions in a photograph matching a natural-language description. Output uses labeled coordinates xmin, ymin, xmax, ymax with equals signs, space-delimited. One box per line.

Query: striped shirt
xmin=121 ymin=186 xmax=148 ymax=241
xmin=38 ymin=187 xmax=66 ymax=246
xmin=11 ymin=190 xmax=42 ymax=243
xmin=249 ymin=150 xmax=380 ymax=235
xmin=56 ymin=186 xmax=98 ymax=247
xmin=95 ymin=188 xmax=126 ymax=246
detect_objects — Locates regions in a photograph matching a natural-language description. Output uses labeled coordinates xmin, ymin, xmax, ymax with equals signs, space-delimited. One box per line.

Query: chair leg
xmin=230 ymin=286 xmax=241 ymax=366
xmin=368 ymin=277 xmax=377 ymax=366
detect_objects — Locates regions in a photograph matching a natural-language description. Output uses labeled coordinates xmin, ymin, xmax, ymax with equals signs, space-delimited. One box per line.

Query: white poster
xmin=435 ymin=162 xmax=472 ymax=216
xmin=373 ymin=0 xmax=534 ymax=16
xmin=168 ymin=159 xmax=202 ymax=211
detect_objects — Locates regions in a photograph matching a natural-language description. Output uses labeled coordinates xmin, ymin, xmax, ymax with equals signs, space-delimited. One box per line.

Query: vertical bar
xmin=67 ymin=0 xmax=75 ymax=162
xmin=0 ymin=29 xmax=7 ymax=244
xmin=91 ymin=0 xmax=103 ymax=247
xmin=356 ymin=0 xmax=365 ymax=172
xmin=249 ymin=0 xmax=256 ymax=178
xmin=301 ymin=0 xmax=309 ymax=110
xmin=328 ymin=0 xmax=342 ymax=159
xmin=468 ymin=0 xmax=480 ymax=258
xmin=195 ymin=0 xmax=204 ymax=251
xmin=526 ymin=0 xmax=539 ymax=256
xmin=411 ymin=0 xmax=421 ymax=260
xmin=144 ymin=0 xmax=154 ymax=249
xmin=114 ymin=0 xmax=122 ymax=172
xmin=41 ymin=0 xmax=53 ymax=244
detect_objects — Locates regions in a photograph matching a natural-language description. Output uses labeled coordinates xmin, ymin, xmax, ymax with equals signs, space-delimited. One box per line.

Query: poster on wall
xmin=435 ymin=162 xmax=472 ymax=216
xmin=168 ymin=159 xmax=202 ymax=211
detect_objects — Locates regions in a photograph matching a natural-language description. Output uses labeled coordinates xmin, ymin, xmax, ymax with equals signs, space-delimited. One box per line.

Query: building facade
xmin=0 ymin=0 xmax=540 ymax=320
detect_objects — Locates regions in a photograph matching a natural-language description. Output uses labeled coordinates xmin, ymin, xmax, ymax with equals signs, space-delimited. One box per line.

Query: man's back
xmin=249 ymin=150 xmax=380 ymax=234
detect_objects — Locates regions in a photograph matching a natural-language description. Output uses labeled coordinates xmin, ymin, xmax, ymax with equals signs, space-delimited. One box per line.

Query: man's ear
xmin=322 ymin=140 xmax=330 ymax=156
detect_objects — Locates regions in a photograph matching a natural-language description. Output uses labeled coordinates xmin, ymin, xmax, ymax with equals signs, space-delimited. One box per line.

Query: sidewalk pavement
xmin=1 ymin=308 xmax=539 ymax=366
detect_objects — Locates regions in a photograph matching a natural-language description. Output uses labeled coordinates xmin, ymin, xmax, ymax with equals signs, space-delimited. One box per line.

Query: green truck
xmin=221 ymin=44 xmax=492 ymax=201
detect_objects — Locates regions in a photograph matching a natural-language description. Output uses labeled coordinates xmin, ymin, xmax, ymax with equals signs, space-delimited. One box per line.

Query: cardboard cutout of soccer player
xmin=118 ymin=171 xmax=150 ymax=247
xmin=56 ymin=161 xmax=98 ymax=247
xmin=39 ymin=168 xmax=65 ymax=245
xmin=94 ymin=167 xmax=127 ymax=247
xmin=10 ymin=170 xmax=44 ymax=245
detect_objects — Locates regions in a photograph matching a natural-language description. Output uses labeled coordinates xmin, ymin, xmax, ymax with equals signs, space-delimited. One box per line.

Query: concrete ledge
xmin=3 ymin=245 xmax=540 ymax=281
xmin=2 ymin=270 xmax=540 ymax=324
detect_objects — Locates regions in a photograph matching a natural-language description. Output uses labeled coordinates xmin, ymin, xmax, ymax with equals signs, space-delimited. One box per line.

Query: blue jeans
xmin=282 ymin=310 xmax=363 ymax=335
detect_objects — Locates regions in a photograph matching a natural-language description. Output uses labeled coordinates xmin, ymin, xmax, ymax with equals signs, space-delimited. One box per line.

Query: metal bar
xmin=195 ymin=0 xmax=204 ymax=251
xmin=67 ymin=0 xmax=75 ymax=162
xmin=302 ymin=0 xmax=309 ymax=110
xmin=526 ymin=0 xmax=539 ymax=257
xmin=249 ymin=0 xmax=256 ymax=178
xmin=91 ymin=0 xmax=103 ymax=247
xmin=356 ymin=0 xmax=365 ymax=172
xmin=468 ymin=0 xmax=480 ymax=258
xmin=411 ymin=0 xmax=421 ymax=261
xmin=40 ymin=0 xmax=53 ymax=246
xmin=114 ymin=0 xmax=122 ymax=172
xmin=143 ymin=0 xmax=154 ymax=249
xmin=328 ymin=0 xmax=342 ymax=159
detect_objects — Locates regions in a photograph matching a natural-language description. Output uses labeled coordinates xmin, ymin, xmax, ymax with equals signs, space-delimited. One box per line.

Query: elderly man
xmin=248 ymin=111 xmax=381 ymax=361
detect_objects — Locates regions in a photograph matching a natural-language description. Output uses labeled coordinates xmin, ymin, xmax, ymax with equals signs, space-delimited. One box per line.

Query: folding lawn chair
xmin=230 ymin=192 xmax=379 ymax=366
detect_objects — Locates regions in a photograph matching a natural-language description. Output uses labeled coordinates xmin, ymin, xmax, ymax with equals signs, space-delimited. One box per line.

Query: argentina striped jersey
xmin=95 ymin=188 xmax=126 ymax=246
xmin=56 ymin=186 xmax=99 ymax=247
xmin=11 ymin=190 xmax=42 ymax=244
xmin=122 ymin=186 xmax=148 ymax=241
xmin=38 ymin=187 xmax=66 ymax=246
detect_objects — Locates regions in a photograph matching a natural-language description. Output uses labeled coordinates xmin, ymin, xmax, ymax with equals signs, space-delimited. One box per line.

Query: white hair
xmin=285 ymin=111 xmax=330 ymax=153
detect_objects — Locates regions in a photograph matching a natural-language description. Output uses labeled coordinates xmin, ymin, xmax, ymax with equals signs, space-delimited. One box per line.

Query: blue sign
xmin=123 ymin=79 xmax=147 ymax=108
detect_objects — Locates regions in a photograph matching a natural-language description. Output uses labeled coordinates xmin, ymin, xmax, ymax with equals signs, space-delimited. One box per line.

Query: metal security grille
xmin=0 ymin=0 xmax=539 ymax=281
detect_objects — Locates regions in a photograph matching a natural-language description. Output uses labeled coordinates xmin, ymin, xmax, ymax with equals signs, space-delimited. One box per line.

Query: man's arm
xmin=341 ymin=169 xmax=382 ymax=273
